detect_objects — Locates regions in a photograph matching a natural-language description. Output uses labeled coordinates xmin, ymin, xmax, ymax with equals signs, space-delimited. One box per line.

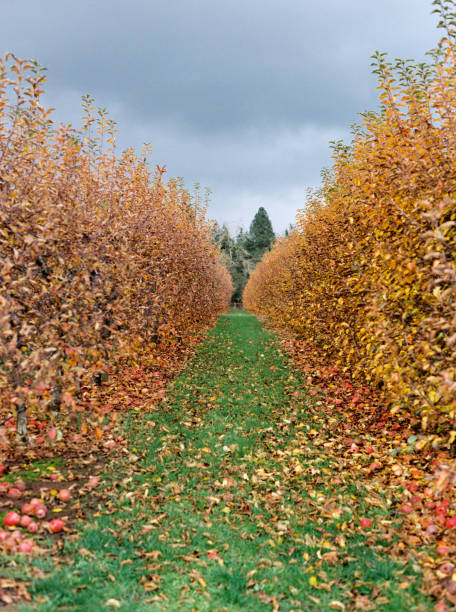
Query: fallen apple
xmin=18 ymin=540 xmax=34 ymax=553
xmin=49 ymin=518 xmax=64 ymax=533
xmin=7 ymin=487 xmax=22 ymax=499
xmin=360 ymin=517 xmax=373 ymax=528
xmin=27 ymin=521 xmax=38 ymax=533
xmin=58 ymin=489 xmax=71 ymax=501
xmin=4 ymin=512 xmax=20 ymax=527
xmin=436 ymin=503 xmax=448 ymax=516
xmin=34 ymin=504 xmax=47 ymax=519
xmin=4 ymin=537 xmax=17 ymax=550
xmin=20 ymin=515 xmax=32 ymax=527
xmin=21 ymin=502 xmax=34 ymax=515
xmin=446 ymin=517 xmax=456 ymax=529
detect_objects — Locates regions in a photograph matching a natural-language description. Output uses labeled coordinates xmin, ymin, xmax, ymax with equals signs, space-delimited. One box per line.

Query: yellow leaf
xmin=105 ymin=599 xmax=121 ymax=608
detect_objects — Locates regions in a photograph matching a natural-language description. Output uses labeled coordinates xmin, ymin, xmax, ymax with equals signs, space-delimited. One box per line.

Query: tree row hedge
xmin=0 ymin=55 xmax=232 ymax=441
xmin=244 ymin=7 xmax=456 ymax=450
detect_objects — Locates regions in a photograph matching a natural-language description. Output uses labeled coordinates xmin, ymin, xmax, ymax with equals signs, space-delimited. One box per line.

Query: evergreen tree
xmin=246 ymin=207 xmax=275 ymax=264
xmin=212 ymin=223 xmax=234 ymax=258
xmin=212 ymin=223 xmax=249 ymax=303
xmin=212 ymin=209 xmax=275 ymax=304
xmin=230 ymin=229 xmax=251 ymax=303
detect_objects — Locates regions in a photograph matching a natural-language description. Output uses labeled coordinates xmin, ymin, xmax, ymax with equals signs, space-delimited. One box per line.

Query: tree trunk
xmin=16 ymin=401 xmax=27 ymax=444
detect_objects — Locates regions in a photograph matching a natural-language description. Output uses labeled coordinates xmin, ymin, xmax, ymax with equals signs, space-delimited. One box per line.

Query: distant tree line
xmin=213 ymin=207 xmax=275 ymax=304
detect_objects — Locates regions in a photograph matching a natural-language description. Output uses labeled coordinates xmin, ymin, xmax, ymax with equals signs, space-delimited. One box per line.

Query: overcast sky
xmin=3 ymin=0 xmax=440 ymax=233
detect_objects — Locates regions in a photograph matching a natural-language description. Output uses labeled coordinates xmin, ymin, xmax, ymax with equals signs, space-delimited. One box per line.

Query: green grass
xmin=4 ymin=311 xmax=433 ymax=611
xmin=1 ymin=458 xmax=64 ymax=483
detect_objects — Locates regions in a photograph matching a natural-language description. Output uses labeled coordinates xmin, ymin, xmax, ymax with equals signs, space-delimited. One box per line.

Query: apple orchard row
xmin=0 ymin=54 xmax=232 ymax=441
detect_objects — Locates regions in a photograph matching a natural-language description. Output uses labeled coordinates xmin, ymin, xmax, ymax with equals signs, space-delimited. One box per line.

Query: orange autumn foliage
xmin=244 ymin=4 xmax=456 ymax=450
xmin=0 ymin=54 xmax=232 ymax=438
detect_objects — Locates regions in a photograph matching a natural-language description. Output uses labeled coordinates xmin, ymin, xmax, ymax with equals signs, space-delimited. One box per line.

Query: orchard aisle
xmin=18 ymin=312 xmax=432 ymax=611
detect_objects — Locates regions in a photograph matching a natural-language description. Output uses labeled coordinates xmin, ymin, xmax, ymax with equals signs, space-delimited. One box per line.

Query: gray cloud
xmin=2 ymin=0 xmax=440 ymax=231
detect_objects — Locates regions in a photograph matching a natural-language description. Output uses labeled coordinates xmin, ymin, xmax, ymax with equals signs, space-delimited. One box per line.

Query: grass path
xmin=16 ymin=311 xmax=432 ymax=611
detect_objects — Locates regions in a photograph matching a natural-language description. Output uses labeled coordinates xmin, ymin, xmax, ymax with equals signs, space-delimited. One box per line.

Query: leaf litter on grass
xmin=4 ymin=311 xmax=440 ymax=611
xmin=280 ymin=333 xmax=456 ymax=610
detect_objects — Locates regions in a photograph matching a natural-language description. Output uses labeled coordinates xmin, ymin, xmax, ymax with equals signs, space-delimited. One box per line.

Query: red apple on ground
xmin=49 ymin=518 xmax=64 ymax=533
xmin=27 ymin=521 xmax=38 ymax=533
xmin=58 ymin=489 xmax=71 ymax=501
xmin=7 ymin=487 xmax=22 ymax=499
xmin=446 ymin=517 xmax=456 ymax=529
xmin=436 ymin=503 xmax=448 ymax=516
xmin=360 ymin=518 xmax=373 ymax=528
xmin=20 ymin=515 xmax=32 ymax=527
xmin=5 ymin=537 xmax=17 ymax=551
xmin=34 ymin=504 xmax=47 ymax=519
xmin=21 ymin=502 xmax=34 ymax=515
xmin=4 ymin=512 xmax=20 ymax=527
xmin=18 ymin=540 xmax=34 ymax=553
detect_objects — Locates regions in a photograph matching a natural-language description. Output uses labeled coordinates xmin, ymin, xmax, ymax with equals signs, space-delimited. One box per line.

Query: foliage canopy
xmin=0 ymin=54 xmax=232 ymax=440
xmin=244 ymin=0 xmax=456 ymax=450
